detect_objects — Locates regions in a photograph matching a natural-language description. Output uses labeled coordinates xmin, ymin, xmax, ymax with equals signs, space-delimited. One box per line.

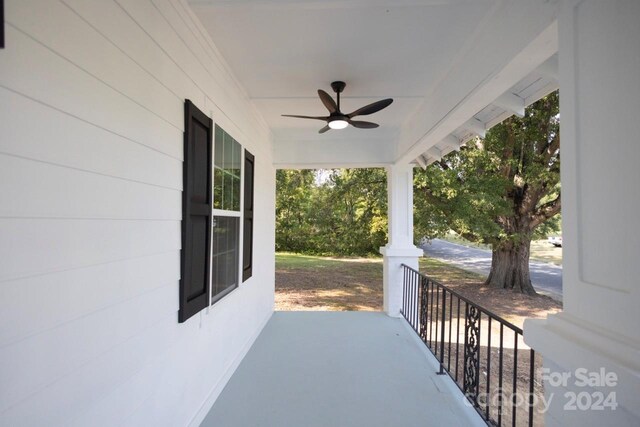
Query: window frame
xmin=209 ymin=124 xmax=247 ymax=305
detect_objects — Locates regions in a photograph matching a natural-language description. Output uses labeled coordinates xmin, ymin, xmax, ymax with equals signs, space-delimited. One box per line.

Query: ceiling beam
xmin=441 ymin=135 xmax=462 ymax=150
xmin=427 ymin=147 xmax=442 ymax=161
xmin=415 ymin=155 xmax=427 ymax=169
xmin=536 ymin=55 xmax=558 ymax=81
xmin=493 ymin=92 xmax=525 ymax=117
xmin=465 ymin=118 xmax=486 ymax=139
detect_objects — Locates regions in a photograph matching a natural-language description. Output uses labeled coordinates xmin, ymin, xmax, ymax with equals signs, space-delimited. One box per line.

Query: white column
xmin=525 ymin=1 xmax=640 ymax=425
xmin=380 ymin=163 xmax=423 ymax=317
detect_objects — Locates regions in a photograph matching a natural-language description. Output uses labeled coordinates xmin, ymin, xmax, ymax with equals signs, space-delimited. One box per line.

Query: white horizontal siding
xmin=0 ymin=0 xmax=275 ymax=426
xmin=0 ymin=219 xmax=181 ymax=282
xmin=9 ymin=0 xmax=184 ymax=130
xmin=1 ymin=313 xmax=180 ymax=427
xmin=0 ymin=154 xmax=181 ymax=219
xmin=0 ymin=88 xmax=183 ymax=190
xmin=0 ymin=251 xmax=180 ymax=346
xmin=63 ymin=0 xmax=204 ymax=108
xmin=0 ymin=284 xmax=177 ymax=409
xmin=0 ymin=24 xmax=184 ymax=160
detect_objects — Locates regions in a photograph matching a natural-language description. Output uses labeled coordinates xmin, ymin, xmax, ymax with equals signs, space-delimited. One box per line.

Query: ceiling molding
xmin=189 ymin=0 xmax=485 ymax=9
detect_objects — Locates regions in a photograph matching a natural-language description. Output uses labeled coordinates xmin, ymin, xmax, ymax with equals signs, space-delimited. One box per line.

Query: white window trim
xmin=212 ymin=209 xmax=241 ymax=217
xmin=208 ymin=121 xmax=246 ymax=306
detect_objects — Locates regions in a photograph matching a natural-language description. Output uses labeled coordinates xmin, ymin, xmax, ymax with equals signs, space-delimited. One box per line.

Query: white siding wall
xmin=0 ymin=1 xmax=275 ymax=426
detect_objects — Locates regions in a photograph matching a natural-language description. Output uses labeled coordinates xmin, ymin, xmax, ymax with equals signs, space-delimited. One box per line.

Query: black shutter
xmin=242 ymin=150 xmax=255 ymax=282
xmin=179 ymin=100 xmax=212 ymax=323
xmin=1 ymin=0 xmax=4 ymax=49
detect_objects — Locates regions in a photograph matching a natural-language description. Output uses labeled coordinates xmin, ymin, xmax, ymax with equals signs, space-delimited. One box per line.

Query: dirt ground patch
xmin=276 ymin=253 xmax=562 ymax=328
xmin=417 ymin=257 xmax=562 ymax=326
xmin=275 ymin=254 xmax=383 ymax=311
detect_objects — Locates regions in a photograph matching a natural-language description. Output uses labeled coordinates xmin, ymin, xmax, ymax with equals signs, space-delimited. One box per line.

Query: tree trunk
xmin=484 ymin=237 xmax=537 ymax=295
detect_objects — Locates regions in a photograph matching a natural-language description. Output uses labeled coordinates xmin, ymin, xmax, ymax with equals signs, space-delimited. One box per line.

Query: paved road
xmin=421 ymin=239 xmax=563 ymax=300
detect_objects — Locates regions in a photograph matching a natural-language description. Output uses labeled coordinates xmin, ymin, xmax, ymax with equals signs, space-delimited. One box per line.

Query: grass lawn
xmin=275 ymin=252 xmax=562 ymax=329
xmin=529 ymin=240 xmax=563 ymax=265
xmin=440 ymin=235 xmax=563 ymax=265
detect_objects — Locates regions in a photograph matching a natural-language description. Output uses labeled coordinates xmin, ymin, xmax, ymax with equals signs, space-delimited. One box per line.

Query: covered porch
xmin=1 ymin=0 xmax=639 ymax=426
xmin=201 ymin=311 xmax=483 ymax=427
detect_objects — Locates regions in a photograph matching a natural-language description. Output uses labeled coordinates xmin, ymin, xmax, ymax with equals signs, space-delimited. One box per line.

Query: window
xmin=211 ymin=125 xmax=242 ymax=302
xmin=180 ymin=101 xmax=256 ymax=322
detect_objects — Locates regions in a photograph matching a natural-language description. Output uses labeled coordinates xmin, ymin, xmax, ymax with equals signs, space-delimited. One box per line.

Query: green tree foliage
xmin=276 ymin=168 xmax=387 ymax=256
xmin=275 ymin=169 xmax=317 ymax=253
xmin=414 ymin=91 xmax=561 ymax=294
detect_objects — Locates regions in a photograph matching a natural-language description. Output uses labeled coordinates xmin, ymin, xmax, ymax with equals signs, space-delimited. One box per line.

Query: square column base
xmin=380 ymin=245 xmax=424 ymax=317
xmin=525 ymin=314 xmax=640 ymax=425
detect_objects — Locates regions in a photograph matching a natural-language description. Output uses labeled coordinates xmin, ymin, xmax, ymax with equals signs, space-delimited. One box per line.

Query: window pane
xmin=232 ymin=176 xmax=241 ymax=211
xmin=211 ymin=216 xmax=239 ymax=300
xmin=223 ymin=172 xmax=233 ymax=211
xmin=213 ymin=168 xmax=223 ymax=210
xmin=213 ymin=126 xmax=241 ymax=211
xmin=214 ymin=125 xmax=224 ymax=169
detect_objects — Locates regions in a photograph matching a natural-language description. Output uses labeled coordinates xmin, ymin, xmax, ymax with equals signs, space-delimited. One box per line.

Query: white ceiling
xmin=189 ymin=0 xmax=496 ymax=142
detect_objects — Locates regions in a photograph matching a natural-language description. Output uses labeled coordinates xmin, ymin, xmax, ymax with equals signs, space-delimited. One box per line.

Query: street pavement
xmin=420 ymin=239 xmax=563 ymax=300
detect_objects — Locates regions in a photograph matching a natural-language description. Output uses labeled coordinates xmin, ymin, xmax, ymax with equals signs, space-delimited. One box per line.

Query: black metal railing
xmin=401 ymin=264 xmax=541 ymax=427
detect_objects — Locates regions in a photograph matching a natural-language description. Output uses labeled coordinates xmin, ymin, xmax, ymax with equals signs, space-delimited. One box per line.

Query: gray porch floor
xmin=201 ymin=311 xmax=484 ymax=427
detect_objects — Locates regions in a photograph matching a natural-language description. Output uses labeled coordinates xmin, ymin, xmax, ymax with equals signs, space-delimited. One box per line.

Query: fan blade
xmin=319 ymin=125 xmax=331 ymax=134
xmin=282 ymin=114 xmax=329 ymax=121
xmin=347 ymin=98 xmax=393 ymax=118
xmin=318 ymin=90 xmax=338 ymax=113
xmin=349 ymin=120 xmax=379 ymax=129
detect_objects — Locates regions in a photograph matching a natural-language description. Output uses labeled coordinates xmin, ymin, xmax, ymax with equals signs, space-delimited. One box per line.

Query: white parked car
xmin=548 ymin=236 xmax=562 ymax=247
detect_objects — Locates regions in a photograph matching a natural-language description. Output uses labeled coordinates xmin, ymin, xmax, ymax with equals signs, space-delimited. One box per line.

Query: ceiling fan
xmin=282 ymin=81 xmax=393 ymax=134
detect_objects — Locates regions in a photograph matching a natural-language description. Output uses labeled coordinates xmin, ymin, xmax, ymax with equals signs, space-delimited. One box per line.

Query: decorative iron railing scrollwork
xmin=419 ymin=277 xmax=428 ymax=341
xmin=463 ymin=303 xmax=481 ymax=405
xmin=400 ymin=264 xmax=539 ymax=427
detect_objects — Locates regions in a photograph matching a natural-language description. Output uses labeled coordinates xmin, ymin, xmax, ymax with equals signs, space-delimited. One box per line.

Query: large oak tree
xmin=414 ymin=91 xmax=561 ymax=294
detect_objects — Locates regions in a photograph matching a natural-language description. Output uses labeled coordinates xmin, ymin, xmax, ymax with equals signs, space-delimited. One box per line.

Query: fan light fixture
xmin=282 ymin=81 xmax=393 ymax=134
xmin=328 ymin=118 xmax=349 ymax=130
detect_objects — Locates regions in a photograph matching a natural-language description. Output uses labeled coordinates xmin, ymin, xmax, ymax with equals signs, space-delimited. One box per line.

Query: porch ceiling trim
xmin=413 ymin=53 xmax=559 ymax=168
xmin=398 ymin=19 xmax=559 ymax=166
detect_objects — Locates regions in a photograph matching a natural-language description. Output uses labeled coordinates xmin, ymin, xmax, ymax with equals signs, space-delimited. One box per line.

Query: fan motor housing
xmin=331 ymin=81 xmax=346 ymax=94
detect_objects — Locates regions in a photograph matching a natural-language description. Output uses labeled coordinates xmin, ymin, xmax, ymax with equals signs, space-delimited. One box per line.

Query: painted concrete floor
xmin=201 ymin=311 xmax=484 ymax=427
